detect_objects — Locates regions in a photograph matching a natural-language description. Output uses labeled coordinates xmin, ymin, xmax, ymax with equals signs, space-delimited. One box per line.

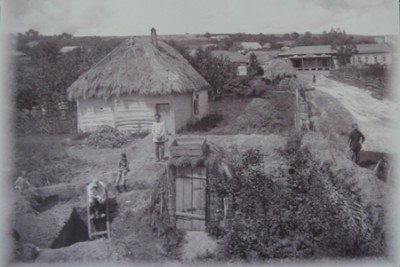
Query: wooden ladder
xmin=87 ymin=190 xmax=111 ymax=240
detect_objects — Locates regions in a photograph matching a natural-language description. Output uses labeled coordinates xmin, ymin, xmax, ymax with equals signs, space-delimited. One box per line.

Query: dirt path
xmin=301 ymin=74 xmax=398 ymax=154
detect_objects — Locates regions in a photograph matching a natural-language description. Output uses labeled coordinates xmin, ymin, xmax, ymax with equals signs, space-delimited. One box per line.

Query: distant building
xmin=278 ymin=45 xmax=336 ymax=72
xmin=262 ymin=43 xmax=271 ymax=49
xmin=239 ymin=42 xmax=262 ymax=51
xmin=26 ymin=41 xmax=38 ymax=48
xmin=211 ymin=50 xmax=248 ymax=76
xmin=60 ymin=46 xmax=80 ymax=54
xmin=210 ymin=35 xmax=230 ymax=41
xmin=200 ymin=43 xmax=217 ymax=50
xmin=278 ymin=40 xmax=296 ymax=47
xmin=351 ymin=44 xmax=393 ymax=66
xmin=374 ymin=35 xmax=397 ymax=46
xmin=245 ymin=51 xmax=272 ymax=65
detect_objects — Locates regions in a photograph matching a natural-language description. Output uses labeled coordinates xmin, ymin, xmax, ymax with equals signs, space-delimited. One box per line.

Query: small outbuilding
xmin=67 ymin=31 xmax=210 ymax=133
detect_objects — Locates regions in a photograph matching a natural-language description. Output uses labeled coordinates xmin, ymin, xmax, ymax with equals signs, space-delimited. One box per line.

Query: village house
xmin=67 ymin=30 xmax=210 ymax=134
xmin=278 ymin=45 xmax=336 ymax=72
xmin=59 ymin=46 xmax=80 ymax=54
xmin=211 ymin=50 xmax=249 ymax=76
xmin=351 ymin=43 xmax=393 ymax=66
xmin=244 ymin=51 xmax=273 ymax=72
xmin=238 ymin=42 xmax=262 ymax=52
xmin=262 ymin=42 xmax=271 ymax=49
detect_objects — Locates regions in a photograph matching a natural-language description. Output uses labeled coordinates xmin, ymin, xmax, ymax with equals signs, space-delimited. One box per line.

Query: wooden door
xmin=175 ymin=167 xmax=206 ymax=231
xmin=156 ymin=103 xmax=173 ymax=134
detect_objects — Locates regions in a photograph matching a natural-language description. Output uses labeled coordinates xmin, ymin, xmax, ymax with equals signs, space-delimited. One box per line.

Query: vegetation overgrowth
xmin=208 ymin=135 xmax=386 ymax=260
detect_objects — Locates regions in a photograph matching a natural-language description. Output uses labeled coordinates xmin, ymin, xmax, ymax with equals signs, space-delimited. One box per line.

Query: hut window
xmin=194 ymin=94 xmax=199 ymax=115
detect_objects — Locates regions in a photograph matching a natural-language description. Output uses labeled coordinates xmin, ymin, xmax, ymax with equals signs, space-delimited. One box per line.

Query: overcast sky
xmin=2 ymin=0 xmax=399 ymax=36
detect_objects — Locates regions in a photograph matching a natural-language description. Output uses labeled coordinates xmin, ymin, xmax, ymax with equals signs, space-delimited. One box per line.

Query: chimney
xmin=151 ymin=27 xmax=158 ymax=47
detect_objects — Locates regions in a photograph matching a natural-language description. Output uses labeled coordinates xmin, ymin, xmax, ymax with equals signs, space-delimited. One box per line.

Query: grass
xmin=14 ymin=134 xmax=89 ymax=187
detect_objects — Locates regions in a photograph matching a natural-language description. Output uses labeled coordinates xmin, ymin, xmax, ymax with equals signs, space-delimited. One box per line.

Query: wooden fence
xmin=329 ymin=69 xmax=386 ymax=92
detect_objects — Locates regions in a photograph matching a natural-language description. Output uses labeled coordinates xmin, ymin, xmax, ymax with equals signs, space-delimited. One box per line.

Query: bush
xmin=84 ymin=125 xmax=130 ymax=148
xmin=185 ymin=114 xmax=223 ymax=132
xmin=209 ymin=145 xmax=384 ymax=260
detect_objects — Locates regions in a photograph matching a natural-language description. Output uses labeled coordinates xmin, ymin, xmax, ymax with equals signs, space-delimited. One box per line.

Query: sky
xmin=2 ymin=0 xmax=399 ymax=36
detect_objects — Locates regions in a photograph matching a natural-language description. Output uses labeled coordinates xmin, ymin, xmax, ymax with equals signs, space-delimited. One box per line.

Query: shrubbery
xmin=209 ymin=140 xmax=384 ymax=260
xmin=185 ymin=113 xmax=224 ymax=132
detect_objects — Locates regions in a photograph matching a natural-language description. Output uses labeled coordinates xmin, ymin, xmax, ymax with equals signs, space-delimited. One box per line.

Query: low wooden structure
xmin=165 ymin=137 xmax=231 ymax=232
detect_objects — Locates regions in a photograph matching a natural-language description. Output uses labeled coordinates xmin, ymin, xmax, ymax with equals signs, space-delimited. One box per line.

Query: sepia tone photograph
xmin=0 ymin=0 xmax=399 ymax=266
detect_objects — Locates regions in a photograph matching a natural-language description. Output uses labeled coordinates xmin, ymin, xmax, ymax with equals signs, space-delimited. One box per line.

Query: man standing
xmin=152 ymin=113 xmax=166 ymax=162
xmin=348 ymin=123 xmax=366 ymax=164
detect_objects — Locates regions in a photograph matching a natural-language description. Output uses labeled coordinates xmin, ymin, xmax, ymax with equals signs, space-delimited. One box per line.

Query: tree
xmin=334 ymin=44 xmax=358 ymax=67
xmin=13 ymin=35 xmax=122 ymax=111
xmin=189 ymin=48 xmax=237 ymax=99
xmin=204 ymin=32 xmax=211 ymax=39
xmin=248 ymin=53 xmax=260 ymax=76
xmin=283 ymin=33 xmax=291 ymax=40
xmin=58 ymin=32 xmax=73 ymax=39
xmin=291 ymin=32 xmax=300 ymax=40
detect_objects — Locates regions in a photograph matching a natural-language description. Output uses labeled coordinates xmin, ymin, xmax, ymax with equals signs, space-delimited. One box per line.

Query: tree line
xmin=11 ymin=30 xmax=123 ymax=111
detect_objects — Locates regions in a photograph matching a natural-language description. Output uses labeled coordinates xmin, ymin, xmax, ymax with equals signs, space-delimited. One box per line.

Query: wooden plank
xmin=175 ymin=212 xmax=206 ymax=220
xmin=192 ymin=219 xmax=199 ymax=231
xmin=192 ymin=167 xmax=207 ymax=179
xmin=176 ymin=218 xmax=183 ymax=229
xmin=175 ymin=178 xmax=184 ymax=213
xmin=198 ymin=220 xmax=206 ymax=231
xmin=184 ymin=176 xmax=193 ymax=230
xmin=183 ymin=177 xmax=193 ymax=213
xmin=170 ymin=150 xmax=205 ymax=157
xmin=170 ymin=145 xmax=204 ymax=150
xmin=177 ymin=175 xmax=206 ymax=180
xmin=198 ymin=180 xmax=206 ymax=215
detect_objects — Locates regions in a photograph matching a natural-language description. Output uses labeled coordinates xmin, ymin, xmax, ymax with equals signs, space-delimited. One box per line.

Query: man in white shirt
xmin=152 ymin=114 xmax=166 ymax=162
xmin=87 ymin=179 xmax=107 ymax=219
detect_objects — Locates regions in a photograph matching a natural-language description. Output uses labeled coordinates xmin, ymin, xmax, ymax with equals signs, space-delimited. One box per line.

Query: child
xmin=115 ymin=153 xmax=130 ymax=192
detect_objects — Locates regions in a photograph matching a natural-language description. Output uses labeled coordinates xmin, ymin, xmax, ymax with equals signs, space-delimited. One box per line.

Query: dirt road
xmin=302 ymin=74 xmax=398 ymax=154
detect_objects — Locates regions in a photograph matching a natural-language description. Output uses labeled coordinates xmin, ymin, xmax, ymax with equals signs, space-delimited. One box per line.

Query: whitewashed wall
xmin=194 ymin=90 xmax=209 ymax=119
xmin=173 ymin=92 xmax=193 ymax=131
xmin=78 ymin=92 xmax=202 ymax=133
xmin=77 ymin=98 xmax=114 ymax=132
xmin=113 ymin=95 xmax=171 ymax=132
xmin=351 ymin=53 xmax=392 ymax=66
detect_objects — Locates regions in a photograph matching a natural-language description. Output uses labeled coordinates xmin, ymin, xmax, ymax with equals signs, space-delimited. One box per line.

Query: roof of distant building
xmin=279 ymin=45 xmax=335 ymax=56
xmin=211 ymin=50 xmax=248 ymax=63
xmin=60 ymin=46 xmax=80 ymax=54
xmin=240 ymin=42 xmax=262 ymax=50
xmin=355 ymin=43 xmax=391 ymax=54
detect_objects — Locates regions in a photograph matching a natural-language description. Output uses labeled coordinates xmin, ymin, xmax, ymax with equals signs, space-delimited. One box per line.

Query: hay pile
xmin=84 ymin=125 xmax=129 ymax=148
xmin=263 ymin=59 xmax=296 ymax=82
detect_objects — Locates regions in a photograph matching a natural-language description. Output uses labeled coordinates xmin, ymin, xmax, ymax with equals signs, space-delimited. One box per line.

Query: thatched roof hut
xmin=67 ymin=35 xmax=210 ymax=133
xmin=68 ymin=38 xmax=210 ymax=100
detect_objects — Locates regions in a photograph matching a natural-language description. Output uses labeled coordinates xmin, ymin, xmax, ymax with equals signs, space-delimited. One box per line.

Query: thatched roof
xmin=67 ymin=38 xmax=211 ymax=100
xmin=262 ymin=59 xmax=296 ymax=81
